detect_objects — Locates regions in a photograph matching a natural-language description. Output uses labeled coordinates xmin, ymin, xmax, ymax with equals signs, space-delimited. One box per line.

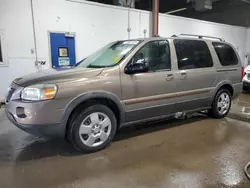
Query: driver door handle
xmin=180 ymin=72 xmax=187 ymax=80
xmin=166 ymin=73 xmax=174 ymax=81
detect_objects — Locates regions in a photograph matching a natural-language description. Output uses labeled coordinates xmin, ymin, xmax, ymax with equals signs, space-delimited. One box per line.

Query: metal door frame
xmin=47 ymin=30 xmax=76 ymax=68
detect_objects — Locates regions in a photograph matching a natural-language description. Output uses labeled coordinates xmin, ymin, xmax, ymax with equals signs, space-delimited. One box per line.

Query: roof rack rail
xmin=172 ymin=34 xmax=225 ymax=42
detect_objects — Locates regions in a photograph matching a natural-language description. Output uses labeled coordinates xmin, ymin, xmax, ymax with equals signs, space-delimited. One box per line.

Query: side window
xmin=212 ymin=42 xmax=238 ymax=66
xmin=133 ymin=40 xmax=171 ymax=71
xmin=174 ymin=39 xmax=213 ymax=70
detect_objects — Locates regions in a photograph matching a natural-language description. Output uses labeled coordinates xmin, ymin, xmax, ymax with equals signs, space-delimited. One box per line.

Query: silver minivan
xmin=5 ymin=34 xmax=243 ymax=152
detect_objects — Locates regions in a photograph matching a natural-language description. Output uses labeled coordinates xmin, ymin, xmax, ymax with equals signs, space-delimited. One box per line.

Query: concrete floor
xmin=229 ymin=92 xmax=250 ymax=121
xmin=1 ymin=96 xmax=250 ymax=188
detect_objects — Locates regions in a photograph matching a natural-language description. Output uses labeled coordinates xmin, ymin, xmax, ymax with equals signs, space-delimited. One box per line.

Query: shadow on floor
xmin=15 ymin=113 xmax=208 ymax=162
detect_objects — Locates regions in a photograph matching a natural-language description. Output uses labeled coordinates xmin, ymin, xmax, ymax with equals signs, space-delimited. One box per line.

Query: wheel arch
xmin=61 ymin=91 xmax=125 ymax=137
xmin=213 ymin=81 xmax=234 ymax=100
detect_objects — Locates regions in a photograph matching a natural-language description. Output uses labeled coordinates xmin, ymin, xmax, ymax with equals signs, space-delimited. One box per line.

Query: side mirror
xmin=125 ymin=59 xmax=149 ymax=74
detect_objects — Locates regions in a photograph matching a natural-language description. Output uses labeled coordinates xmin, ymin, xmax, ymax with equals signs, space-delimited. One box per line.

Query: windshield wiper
xmin=87 ymin=65 xmax=107 ymax=68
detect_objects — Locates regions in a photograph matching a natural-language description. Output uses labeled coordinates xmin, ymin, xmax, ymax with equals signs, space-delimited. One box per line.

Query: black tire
xmin=210 ymin=89 xmax=232 ymax=119
xmin=68 ymin=104 xmax=117 ymax=153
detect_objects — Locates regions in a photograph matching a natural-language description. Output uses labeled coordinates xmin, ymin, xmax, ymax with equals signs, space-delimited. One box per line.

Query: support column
xmin=152 ymin=0 xmax=159 ymax=37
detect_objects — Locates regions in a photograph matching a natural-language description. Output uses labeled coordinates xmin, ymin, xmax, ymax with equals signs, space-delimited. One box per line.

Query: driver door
xmin=121 ymin=40 xmax=177 ymax=122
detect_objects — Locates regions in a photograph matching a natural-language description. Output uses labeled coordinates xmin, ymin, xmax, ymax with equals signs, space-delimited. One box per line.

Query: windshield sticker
xmin=113 ymin=57 xmax=121 ymax=64
xmin=122 ymin=41 xmax=139 ymax=45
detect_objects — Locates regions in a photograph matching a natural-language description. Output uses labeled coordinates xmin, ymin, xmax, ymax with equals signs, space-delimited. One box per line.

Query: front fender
xmin=60 ymin=91 xmax=125 ymax=131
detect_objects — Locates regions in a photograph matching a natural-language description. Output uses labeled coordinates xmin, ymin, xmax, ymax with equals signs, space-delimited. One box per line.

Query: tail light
xmin=242 ymin=66 xmax=245 ymax=80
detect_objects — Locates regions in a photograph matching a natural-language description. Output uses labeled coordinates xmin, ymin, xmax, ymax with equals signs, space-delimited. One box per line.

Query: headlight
xmin=21 ymin=84 xmax=58 ymax=101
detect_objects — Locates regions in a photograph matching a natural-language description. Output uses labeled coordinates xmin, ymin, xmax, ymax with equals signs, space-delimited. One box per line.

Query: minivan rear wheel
xmin=68 ymin=104 xmax=117 ymax=153
xmin=210 ymin=89 xmax=231 ymax=118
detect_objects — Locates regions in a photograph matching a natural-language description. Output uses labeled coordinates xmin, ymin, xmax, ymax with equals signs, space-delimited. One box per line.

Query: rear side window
xmin=212 ymin=42 xmax=238 ymax=66
xmin=174 ymin=39 xmax=213 ymax=70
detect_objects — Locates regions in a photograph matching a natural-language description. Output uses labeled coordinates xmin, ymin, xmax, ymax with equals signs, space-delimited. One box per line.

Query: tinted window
xmin=174 ymin=39 xmax=213 ymax=70
xmin=212 ymin=42 xmax=238 ymax=66
xmin=133 ymin=40 xmax=171 ymax=71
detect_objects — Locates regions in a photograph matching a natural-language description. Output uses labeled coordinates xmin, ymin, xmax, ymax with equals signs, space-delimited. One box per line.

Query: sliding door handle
xmin=166 ymin=74 xmax=174 ymax=81
xmin=180 ymin=72 xmax=187 ymax=80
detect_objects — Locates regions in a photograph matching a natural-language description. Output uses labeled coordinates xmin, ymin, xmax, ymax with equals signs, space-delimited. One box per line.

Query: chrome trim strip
xmin=176 ymin=88 xmax=211 ymax=97
xmin=123 ymin=88 xmax=212 ymax=105
xmin=217 ymin=68 xmax=238 ymax=72
xmin=124 ymin=93 xmax=176 ymax=105
xmin=126 ymin=102 xmax=175 ymax=112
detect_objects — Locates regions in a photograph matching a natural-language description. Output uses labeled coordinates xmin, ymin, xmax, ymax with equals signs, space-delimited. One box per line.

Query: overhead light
xmin=165 ymin=8 xmax=187 ymax=14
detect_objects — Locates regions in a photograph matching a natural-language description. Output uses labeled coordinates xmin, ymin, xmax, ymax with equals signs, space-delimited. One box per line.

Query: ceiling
xmin=89 ymin=0 xmax=250 ymax=27
xmin=172 ymin=0 xmax=250 ymax=27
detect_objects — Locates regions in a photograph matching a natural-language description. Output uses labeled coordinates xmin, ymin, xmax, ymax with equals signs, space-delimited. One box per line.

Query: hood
xmin=14 ymin=68 xmax=104 ymax=87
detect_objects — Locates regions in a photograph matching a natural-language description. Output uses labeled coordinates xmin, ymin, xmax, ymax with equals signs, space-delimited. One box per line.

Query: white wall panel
xmin=245 ymin=28 xmax=250 ymax=53
xmin=244 ymin=28 xmax=250 ymax=66
xmin=0 ymin=0 xmax=36 ymax=100
xmin=33 ymin=0 xmax=130 ymax=69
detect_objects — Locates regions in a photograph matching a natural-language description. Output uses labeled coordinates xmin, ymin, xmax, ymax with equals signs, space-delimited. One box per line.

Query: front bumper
xmin=243 ymin=75 xmax=250 ymax=89
xmin=243 ymin=82 xmax=250 ymax=89
xmin=5 ymin=110 xmax=63 ymax=137
xmin=4 ymin=83 xmax=67 ymax=137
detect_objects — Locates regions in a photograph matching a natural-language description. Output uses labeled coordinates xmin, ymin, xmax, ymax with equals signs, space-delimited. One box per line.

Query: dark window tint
xmin=212 ymin=42 xmax=238 ymax=66
xmin=174 ymin=39 xmax=213 ymax=70
xmin=133 ymin=40 xmax=171 ymax=71
xmin=0 ymin=38 xmax=2 ymax=62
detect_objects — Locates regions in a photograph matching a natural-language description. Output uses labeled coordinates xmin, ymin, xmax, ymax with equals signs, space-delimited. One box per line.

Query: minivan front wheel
xmin=69 ymin=104 xmax=117 ymax=153
xmin=210 ymin=89 xmax=231 ymax=118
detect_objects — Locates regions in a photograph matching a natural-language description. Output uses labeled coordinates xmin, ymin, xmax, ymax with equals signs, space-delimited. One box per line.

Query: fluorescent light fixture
xmin=165 ymin=8 xmax=187 ymax=14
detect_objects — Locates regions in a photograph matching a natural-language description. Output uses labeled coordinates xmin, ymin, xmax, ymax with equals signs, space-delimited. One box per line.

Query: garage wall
xmin=244 ymin=28 xmax=250 ymax=66
xmin=0 ymin=0 xmax=248 ymax=100
xmin=32 ymin=0 xmax=247 ymax=70
xmin=0 ymin=0 xmax=37 ymax=101
xmin=245 ymin=28 xmax=250 ymax=55
xmin=32 ymin=0 xmax=132 ymax=70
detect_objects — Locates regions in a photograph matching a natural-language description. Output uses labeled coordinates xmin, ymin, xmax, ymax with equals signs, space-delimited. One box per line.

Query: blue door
xmin=50 ymin=33 xmax=76 ymax=68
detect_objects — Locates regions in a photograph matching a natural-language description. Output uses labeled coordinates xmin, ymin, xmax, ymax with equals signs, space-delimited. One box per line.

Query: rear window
xmin=174 ymin=39 xmax=213 ymax=70
xmin=212 ymin=42 xmax=238 ymax=66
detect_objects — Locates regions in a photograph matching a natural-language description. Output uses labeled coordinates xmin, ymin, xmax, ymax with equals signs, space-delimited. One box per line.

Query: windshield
xmin=76 ymin=40 xmax=141 ymax=68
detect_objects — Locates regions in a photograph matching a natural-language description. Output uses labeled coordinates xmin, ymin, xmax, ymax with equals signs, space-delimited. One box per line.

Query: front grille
xmin=5 ymin=88 xmax=15 ymax=103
